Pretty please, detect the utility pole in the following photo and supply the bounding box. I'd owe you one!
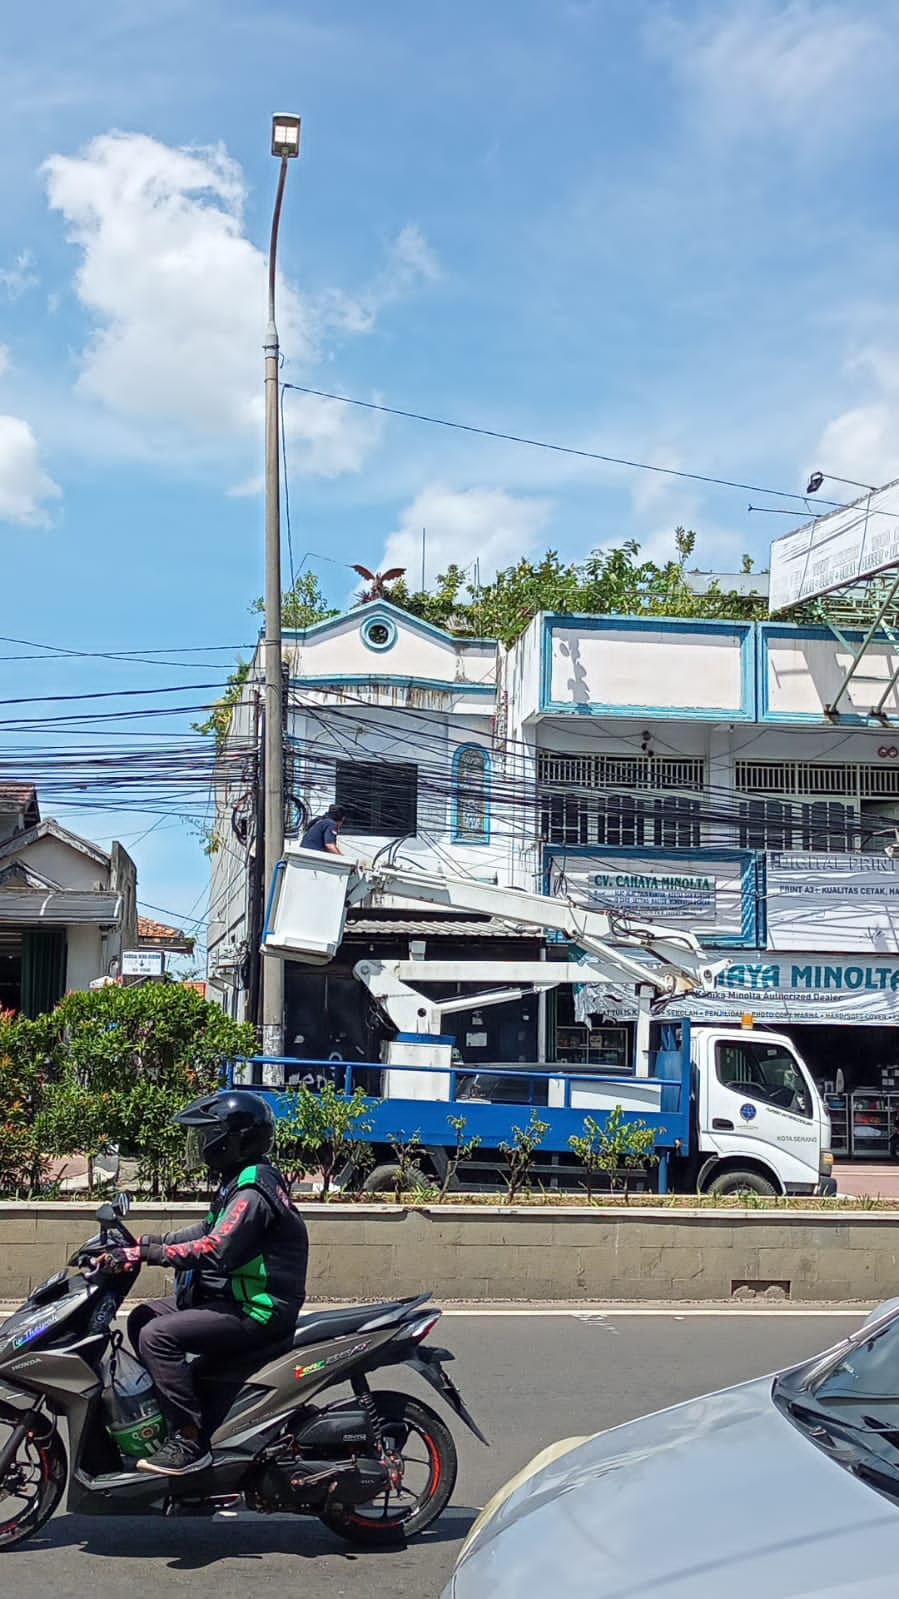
[261,113,301,1062]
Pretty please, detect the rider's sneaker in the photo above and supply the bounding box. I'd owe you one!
[136,1432,212,1476]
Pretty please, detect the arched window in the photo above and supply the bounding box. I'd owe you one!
[453,744,490,843]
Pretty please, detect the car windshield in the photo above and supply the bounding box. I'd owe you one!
[810,1314,899,1416]
[772,1310,899,1497]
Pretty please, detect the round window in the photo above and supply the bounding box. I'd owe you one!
[361,616,397,651]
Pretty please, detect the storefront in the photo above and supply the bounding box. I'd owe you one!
[576,952,899,1161]
[284,914,543,1090]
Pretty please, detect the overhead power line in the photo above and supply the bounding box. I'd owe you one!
[283,384,844,508]
[0,680,227,710]
[0,634,256,668]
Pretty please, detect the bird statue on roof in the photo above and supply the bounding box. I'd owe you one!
[352,563,406,601]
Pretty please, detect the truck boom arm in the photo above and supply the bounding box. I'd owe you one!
[263,846,724,997]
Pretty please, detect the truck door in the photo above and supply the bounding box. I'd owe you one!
[705,1034,821,1186]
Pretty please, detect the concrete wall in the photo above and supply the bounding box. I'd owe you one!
[64,924,104,990]
[2,1203,897,1305]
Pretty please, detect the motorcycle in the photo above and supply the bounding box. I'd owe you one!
[0,1192,486,1550]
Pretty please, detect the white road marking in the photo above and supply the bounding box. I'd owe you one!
[439,1305,867,1318]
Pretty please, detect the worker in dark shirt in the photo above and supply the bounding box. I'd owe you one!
[301,803,345,854]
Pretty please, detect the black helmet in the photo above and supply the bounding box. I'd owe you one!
[174,1090,275,1178]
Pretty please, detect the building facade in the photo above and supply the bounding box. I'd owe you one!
[207,603,542,1062]
[208,605,899,1152]
[0,784,138,1015]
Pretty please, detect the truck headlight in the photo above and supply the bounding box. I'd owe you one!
[819,1150,834,1175]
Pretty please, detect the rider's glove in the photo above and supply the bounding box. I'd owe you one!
[95,1245,141,1274]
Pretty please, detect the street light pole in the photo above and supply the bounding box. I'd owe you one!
[261,113,301,1062]
[806,469,876,497]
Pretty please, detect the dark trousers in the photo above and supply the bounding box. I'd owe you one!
[128,1297,285,1438]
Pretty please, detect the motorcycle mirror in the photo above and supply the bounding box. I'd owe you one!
[95,1202,117,1226]
[113,1191,132,1218]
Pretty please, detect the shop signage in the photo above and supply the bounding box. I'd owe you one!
[589,869,715,917]
[576,951,899,1025]
[121,950,165,977]
[766,853,899,952]
[769,479,899,610]
[547,849,756,945]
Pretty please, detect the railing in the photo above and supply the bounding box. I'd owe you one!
[231,1055,689,1193]
[233,1054,687,1116]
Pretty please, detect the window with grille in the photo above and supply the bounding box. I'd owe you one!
[737,799,855,852]
[539,753,704,792]
[453,745,490,843]
[335,761,418,836]
[539,753,703,849]
[733,760,869,851]
[735,760,899,799]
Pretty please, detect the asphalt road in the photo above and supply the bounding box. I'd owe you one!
[5,1308,865,1599]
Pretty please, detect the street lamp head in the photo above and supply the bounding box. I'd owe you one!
[806,470,825,495]
[271,113,301,159]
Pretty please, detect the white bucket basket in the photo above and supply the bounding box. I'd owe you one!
[261,845,355,964]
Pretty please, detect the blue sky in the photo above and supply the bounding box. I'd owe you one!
[3,0,899,944]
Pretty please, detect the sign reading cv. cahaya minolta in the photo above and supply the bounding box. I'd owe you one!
[547,849,756,944]
[576,953,899,1025]
[766,853,899,952]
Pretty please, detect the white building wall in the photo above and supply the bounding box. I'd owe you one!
[290,701,507,882]
[545,623,749,715]
[26,836,108,890]
[764,632,899,720]
[65,924,104,990]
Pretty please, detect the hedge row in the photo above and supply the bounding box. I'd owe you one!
[0,985,255,1198]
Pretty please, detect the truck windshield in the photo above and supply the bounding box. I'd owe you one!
[715,1039,812,1118]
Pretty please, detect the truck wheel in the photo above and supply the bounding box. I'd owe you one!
[361,1162,428,1195]
[706,1169,777,1198]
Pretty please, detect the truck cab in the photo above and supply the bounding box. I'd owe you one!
[690,1027,833,1197]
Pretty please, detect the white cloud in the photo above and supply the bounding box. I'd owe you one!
[316,222,440,336]
[389,223,441,286]
[814,342,899,486]
[646,2,894,147]
[815,403,893,486]
[0,416,60,525]
[0,251,38,301]
[43,132,436,480]
[380,483,552,588]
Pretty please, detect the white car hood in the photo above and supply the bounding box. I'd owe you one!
[447,1377,899,1599]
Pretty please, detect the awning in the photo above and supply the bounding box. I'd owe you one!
[345,917,537,938]
[0,890,122,925]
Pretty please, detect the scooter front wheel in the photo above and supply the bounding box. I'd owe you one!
[319,1390,457,1547]
[0,1402,67,1550]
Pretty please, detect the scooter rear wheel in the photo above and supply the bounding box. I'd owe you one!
[319,1390,457,1547]
[0,1402,67,1551]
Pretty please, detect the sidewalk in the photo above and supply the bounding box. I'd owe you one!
[833,1162,899,1199]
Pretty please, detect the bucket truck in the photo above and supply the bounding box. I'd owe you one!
[256,847,835,1198]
